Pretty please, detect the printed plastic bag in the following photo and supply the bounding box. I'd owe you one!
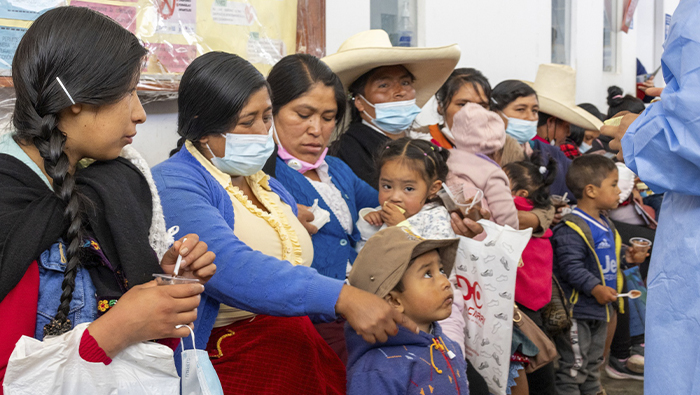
[452,220,531,395]
[624,266,647,337]
[4,323,180,395]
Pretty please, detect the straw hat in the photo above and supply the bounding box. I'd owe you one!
[524,64,604,131]
[321,30,461,108]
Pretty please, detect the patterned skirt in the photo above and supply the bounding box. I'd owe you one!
[206,314,346,394]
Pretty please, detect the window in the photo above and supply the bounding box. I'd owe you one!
[603,0,618,72]
[370,0,418,47]
[551,0,571,65]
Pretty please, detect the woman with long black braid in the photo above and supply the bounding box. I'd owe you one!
[0,7,215,387]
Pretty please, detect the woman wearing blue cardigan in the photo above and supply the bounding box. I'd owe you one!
[152,52,417,395]
[265,54,379,363]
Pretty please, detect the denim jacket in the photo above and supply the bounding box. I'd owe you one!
[35,241,98,340]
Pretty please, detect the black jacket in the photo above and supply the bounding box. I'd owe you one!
[329,122,390,189]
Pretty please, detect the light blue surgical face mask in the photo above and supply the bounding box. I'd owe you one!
[579,142,592,153]
[206,127,274,176]
[179,325,224,395]
[359,95,421,134]
[502,114,538,144]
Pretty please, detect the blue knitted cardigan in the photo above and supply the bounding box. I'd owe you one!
[273,156,379,280]
[151,147,345,363]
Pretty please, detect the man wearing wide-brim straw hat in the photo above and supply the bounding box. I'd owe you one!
[523,64,604,147]
[322,29,460,188]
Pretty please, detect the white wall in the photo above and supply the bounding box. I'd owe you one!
[132,99,179,167]
[422,0,552,86]
[326,0,371,54]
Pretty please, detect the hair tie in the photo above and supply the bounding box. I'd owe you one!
[539,166,547,175]
[430,146,435,151]
[385,146,390,150]
[423,153,428,156]
[612,94,623,99]
[491,97,499,105]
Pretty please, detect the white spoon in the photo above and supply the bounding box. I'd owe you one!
[618,290,642,299]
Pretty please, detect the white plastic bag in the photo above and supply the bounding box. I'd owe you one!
[4,323,180,395]
[452,220,531,395]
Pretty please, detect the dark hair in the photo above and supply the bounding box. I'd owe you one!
[377,137,449,187]
[348,65,415,123]
[503,155,557,209]
[606,86,645,118]
[172,52,269,155]
[491,80,538,112]
[436,68,492,112]
[11,7,147,336]
[569,103,604,146]
[565,155,617,200]
[267,54,346,124]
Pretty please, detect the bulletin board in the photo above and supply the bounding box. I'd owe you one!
[0,0,299,97]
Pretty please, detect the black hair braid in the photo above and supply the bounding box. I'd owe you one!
[35,114,86,337]
[170,135,187,157]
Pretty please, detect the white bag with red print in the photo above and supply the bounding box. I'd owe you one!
[452,220,531,395]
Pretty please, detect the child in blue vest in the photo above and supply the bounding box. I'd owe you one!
[346,227,468,394]
[551,155,624,395]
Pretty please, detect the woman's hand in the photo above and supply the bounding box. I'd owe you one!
[363,211,384,227]
[161,233,216,284]
[87,280,204,357]
[450,207,489,238]
[335,285,419,343]
[297,204,318,235]
[602,87,662,161]
[380,203,406,227]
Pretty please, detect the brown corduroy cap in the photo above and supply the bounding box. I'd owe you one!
[348,227,460,298]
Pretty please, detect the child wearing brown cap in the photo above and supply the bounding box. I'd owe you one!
[346,227,468,394]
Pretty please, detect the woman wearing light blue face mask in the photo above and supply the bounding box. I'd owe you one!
[322,30,461,188]
[152,52,422,395]
[492,80,576,206]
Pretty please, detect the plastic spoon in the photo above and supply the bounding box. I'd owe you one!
[618,290,642,299]
[173,237,187,276]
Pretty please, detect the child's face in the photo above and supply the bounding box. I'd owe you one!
[590,169,621,210]
[387,250,454,332]
[378,159,441,219]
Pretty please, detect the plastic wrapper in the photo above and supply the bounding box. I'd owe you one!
[0,0,330,123]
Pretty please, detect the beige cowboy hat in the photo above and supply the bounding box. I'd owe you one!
[321,30,461,108]
[523,64,603,131]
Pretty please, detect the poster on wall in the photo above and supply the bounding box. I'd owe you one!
[0,0,298,93]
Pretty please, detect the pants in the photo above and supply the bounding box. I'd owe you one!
[517,304,557,395]
[554,318,607,395]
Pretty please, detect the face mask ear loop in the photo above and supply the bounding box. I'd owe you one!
[176,324,198,364]
[205,141,218,159]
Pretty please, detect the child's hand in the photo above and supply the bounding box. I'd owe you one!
[625,245,650,265]
[591,284,618,305]
[363,211,384,227]
[380,202,407,226]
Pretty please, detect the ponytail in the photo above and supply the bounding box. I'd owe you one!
[503,154,557,210]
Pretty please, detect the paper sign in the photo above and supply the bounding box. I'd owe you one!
[0,0,63,20]
[0,25,26,69]
[155,0,196,35]
[70,1,137,33]
[212,1,255,26]
[246,36,285,65]
[145,43,196,73]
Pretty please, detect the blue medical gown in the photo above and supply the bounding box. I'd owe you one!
[622,1,700,393]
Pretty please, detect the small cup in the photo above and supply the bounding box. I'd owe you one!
[153,273,201,285]
[550,194,570,209]
[438,183,484,221]
[629,237,652,262]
